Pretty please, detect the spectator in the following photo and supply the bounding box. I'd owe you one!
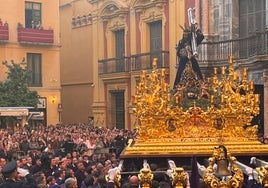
[80,173,100,188]
[36,21,42,29]
[74,162,86,188]
[0,157,6,183]
[29,136,40,151]
[55,169,65,185]
[32,171,47,186]
[94,137,104,154]
[47,175,59,188]
[85,137,96,155]
[2,138,11,160]
[0,19,2,26]
[60,135,76,157]
[129,175,139,188]
[64,168,76,181]
[16,158,30,180]
[38,137,47,152]
[31,20,35,29]
[245,167,262,188]
[67,157,78,173]
[64,177,77,188]
[30,156,42,174]
[20,135,30,155]
[0,160,37,188]
[25,156,33,171]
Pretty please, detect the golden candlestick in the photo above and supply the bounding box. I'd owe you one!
[214,67,217,75]
[170,167,188,188]
[138,164,153,188]
[221,67,226,75]
[229,55,233,64]
[242,67,248,80]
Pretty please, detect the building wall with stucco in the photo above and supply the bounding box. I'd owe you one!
[59,0,189,128]
[0,0,61,125]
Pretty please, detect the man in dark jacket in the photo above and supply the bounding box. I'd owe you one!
[0,160,37,188]
[60,135,76,157]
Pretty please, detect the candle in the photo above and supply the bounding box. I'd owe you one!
[133,96,137,104]
[234,72,238,81]
[229,55,233,64]
[213,77,217,84]
[222,67,226,75]
[255,94,259,104]
[163,83,167,92]
[153,58,157,69]
[161,69,165,77]
[175,96,179,104]
[214,67,217,75]
[243,68,248,80]
[221,95,224,103]
[250,82,254,91]
[210,95,215,104]
[141,71,146,79]
[167,94,171,102]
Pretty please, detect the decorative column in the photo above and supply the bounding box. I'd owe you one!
[195,0,209,35]
[263,70,268,137]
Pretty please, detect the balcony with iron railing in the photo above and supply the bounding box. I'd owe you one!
[98,51,170,75]
[0,25,9,41]
[98,57,131,75]
[17,27,54,44]
[98,31,268,75]
[198,31,268,63]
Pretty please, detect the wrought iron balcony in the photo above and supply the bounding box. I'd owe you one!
[98,32,268,75]
[0,26,9,41]
[17,28,54,44]
[98,51,170,75]
[131,51,170,71]
[98,57,131,75]
[198,31,268,63]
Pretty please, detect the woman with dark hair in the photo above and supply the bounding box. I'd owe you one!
[29,136,40,151]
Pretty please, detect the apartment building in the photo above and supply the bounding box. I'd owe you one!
[0,0,61,125]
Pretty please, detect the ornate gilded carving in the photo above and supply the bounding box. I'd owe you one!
[138,160,154,188]
[256,165,268,187]
[123,56,268,156]
[132,57,259,142]
[203,145,244,188]
[170,167,188,188]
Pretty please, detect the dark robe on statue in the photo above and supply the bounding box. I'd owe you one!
[173,28,204,88]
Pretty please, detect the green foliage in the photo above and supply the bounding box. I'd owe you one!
[0,60,39,108]
[170,86,210,111]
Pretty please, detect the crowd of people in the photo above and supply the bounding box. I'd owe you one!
[0,123,140,188]
[0,122,267,187]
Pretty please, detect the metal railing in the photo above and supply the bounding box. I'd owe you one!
[98,56,131,75]
[98,51,169,74]
[130,50,170,71]
[198,31,268,63]
[98,32,268,75]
